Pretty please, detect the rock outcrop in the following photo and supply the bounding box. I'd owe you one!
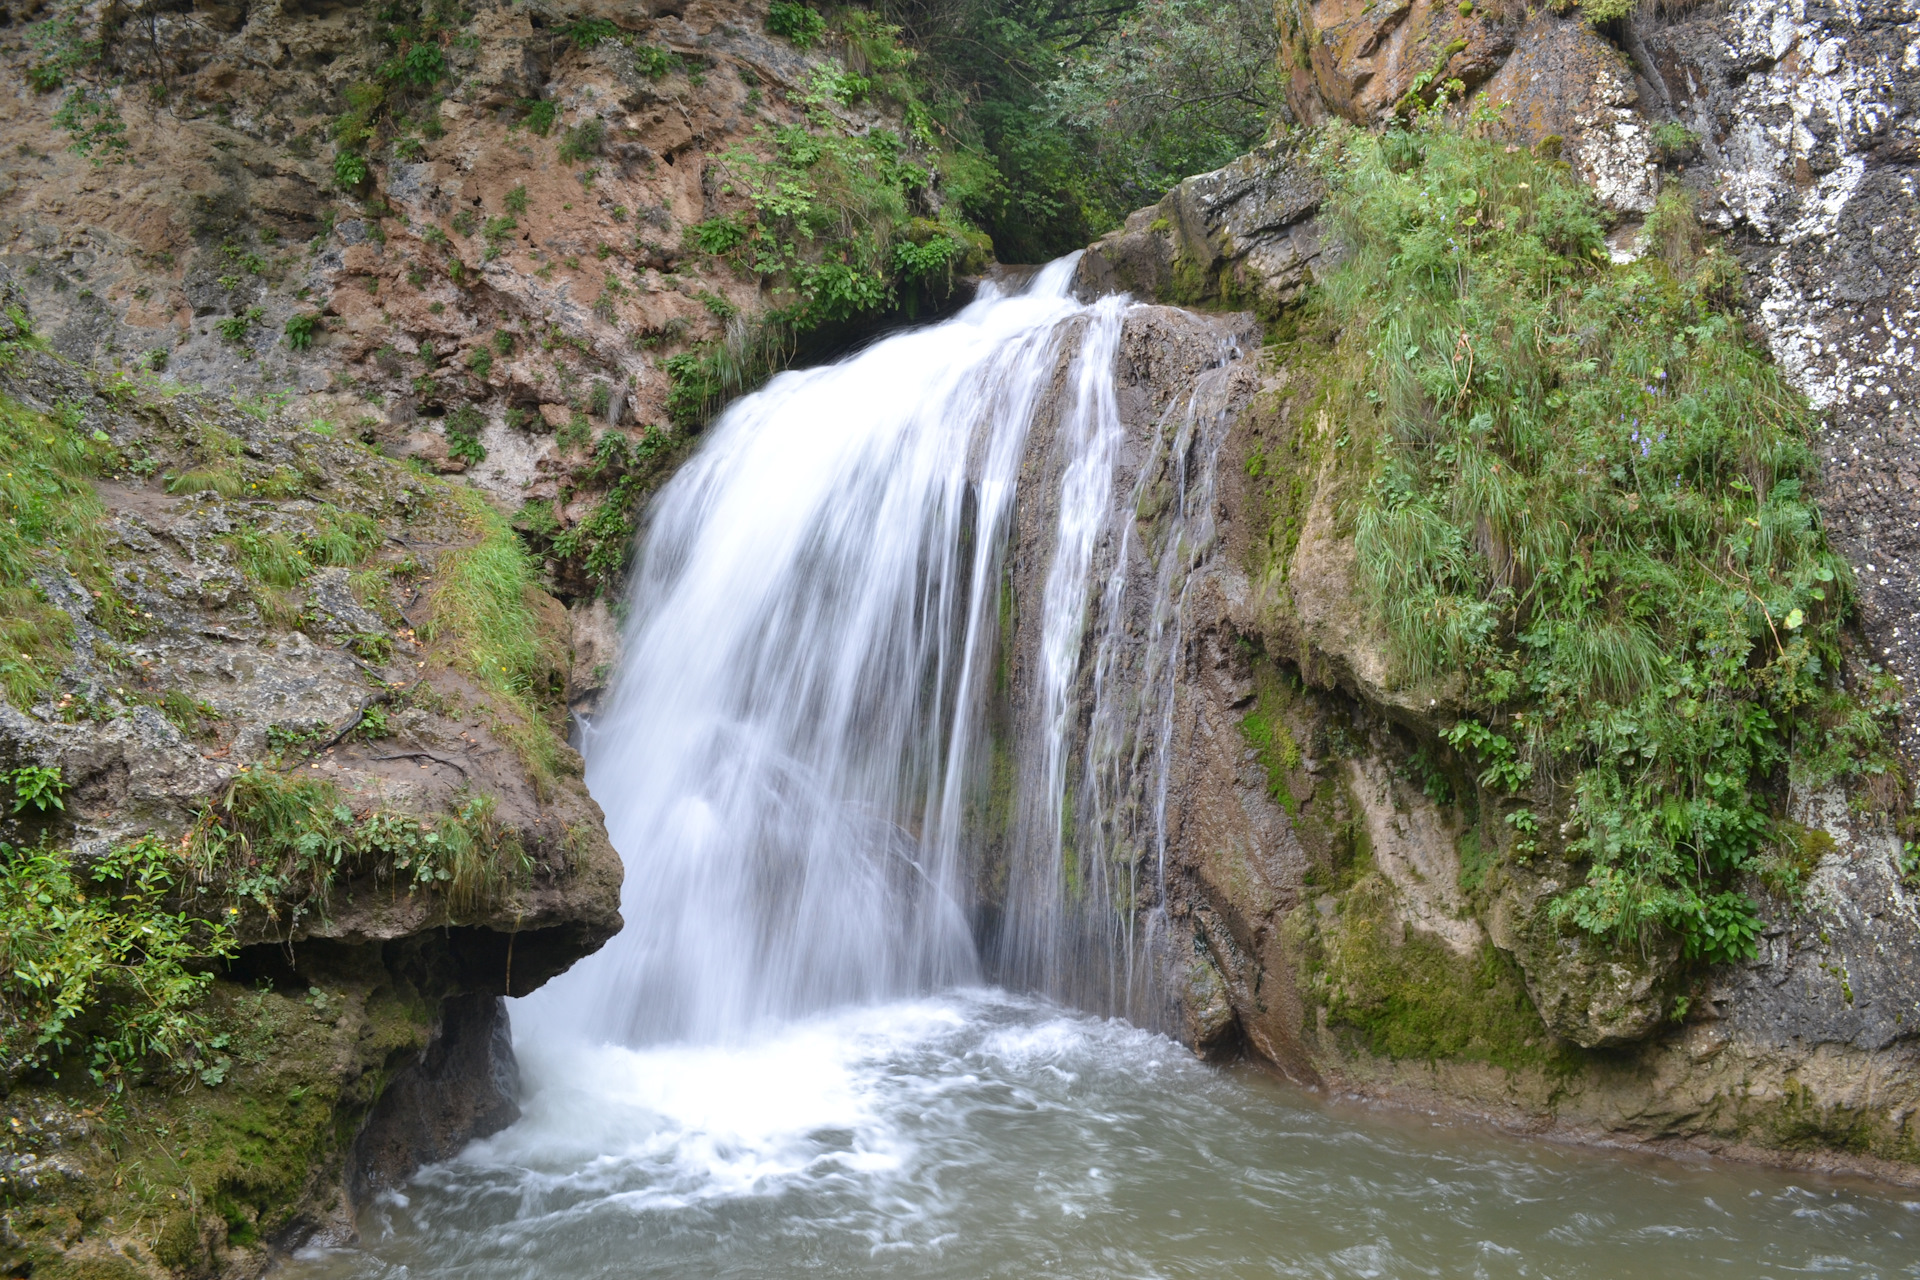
[1066,0,1920,1181]
[0,294,622,1273]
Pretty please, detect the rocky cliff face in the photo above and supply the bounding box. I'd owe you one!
[0,1,956,1269]
[0,281,624,1273]
[1068,0,1920,1181]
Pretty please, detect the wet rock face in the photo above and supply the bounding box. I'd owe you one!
[347,993,521,1208]
[1074,139,1327,317]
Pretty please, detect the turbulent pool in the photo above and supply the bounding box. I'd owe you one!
[294,990,1920,1279]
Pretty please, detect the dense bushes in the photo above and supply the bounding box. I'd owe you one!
[1320,115,1899,962]
[873,0,1283,259]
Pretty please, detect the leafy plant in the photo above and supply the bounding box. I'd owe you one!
[7,765,68,815]
[557,118,606,165]
[334,149,370,189]
[2,835,235,1084]
[767,1,827,48]
[52,86,127,165]
[216,308,265,343]
[446,403,487,464]
[284,312,320,351]
[515,98,557,137]
[504,183,530,215]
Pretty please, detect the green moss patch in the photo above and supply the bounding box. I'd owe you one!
[1305,875,1574,1074]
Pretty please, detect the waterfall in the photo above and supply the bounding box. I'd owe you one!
[520,259,1238,1047]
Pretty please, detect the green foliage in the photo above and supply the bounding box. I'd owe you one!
[562,17,622,47]
[0,397,128,707]
[689,215,747,255]
[379,40,445,88]
[504,183,530,215]
[873,0,1281,260]
[767,1,827,48]
[1039,0,1281,221]
[446,403,487,464]
[7,764,68,814]
[557,410,593,452]
[216,308,265,344]
[189,770,529,920]
[25,7,99,92]
[630,43,680,79]
[284,313,320,351]
[2,835,235,1085]
[1651,120,1701,161]
[426,492,563,781]
[545,430,684,590]
[557,118,606,165]
[1579,0,1639,22]
[1322,120,1893,963]
[52,86,128,165]
[333,149,370,189]
[514,98,557,137]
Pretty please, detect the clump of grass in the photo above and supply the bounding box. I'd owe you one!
[425,492,565,787]
[166,465,247,497]
[189,770,528,922]
[1319,114,1895,964]
[306,508,382,566]
[0,397,127,704]
[229,529,310,587]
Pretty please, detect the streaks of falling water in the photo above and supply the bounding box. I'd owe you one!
[993,339,1243,1024]
[517,256,1160,1047]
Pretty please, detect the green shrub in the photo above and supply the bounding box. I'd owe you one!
[504,183,530,215]
[380,41,445,88]
[52,86,127,164]
[689,215,747,255]
[446,403,487,463]
[557,118,606,164]
[767,1,827,48]
[2,835,235,1084]
[333,149,369,189]
[562,17,621,47]
[514,98,557,136]
[215,308,264,343]
[284,312,320,351]
[1319,119,1891,962]
[1652,120,1701,161]
[6,764,68,814]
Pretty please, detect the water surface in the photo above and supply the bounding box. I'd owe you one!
[295,991,1920,1279]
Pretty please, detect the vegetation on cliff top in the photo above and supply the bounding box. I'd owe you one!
[1320,112,1899,962]
[873,0,1285,259]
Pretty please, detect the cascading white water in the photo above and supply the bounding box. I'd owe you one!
[520,258,1143,1046]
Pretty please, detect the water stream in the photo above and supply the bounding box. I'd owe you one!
[293,266,1920,1278]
